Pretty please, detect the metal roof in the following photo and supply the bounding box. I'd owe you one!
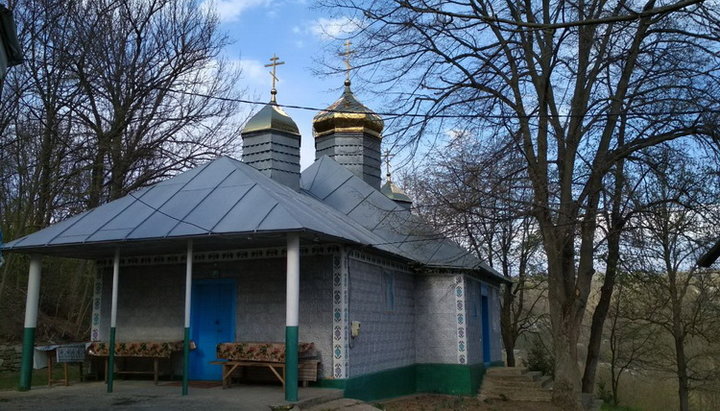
[3,155,504,280]
[2,157,400,258]
[302,156,503,279]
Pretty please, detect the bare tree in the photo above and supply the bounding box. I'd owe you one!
[0,0,246,342]
[319,1,720,406]
[604,271,658,406]
[621,145,720,411]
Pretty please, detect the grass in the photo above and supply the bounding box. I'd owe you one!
[0,365,85,391]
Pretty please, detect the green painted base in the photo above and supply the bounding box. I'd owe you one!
[314,378,347,389]
[107,327,116,393]
[18,327,36,391]
[182,327,190,396]
[285,326,299,402]
[340,362,496,402]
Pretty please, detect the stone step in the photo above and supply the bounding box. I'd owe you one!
[484,371,543,382]
[480,367,554,403]
[484,374,553,388]
[484,367,529,376]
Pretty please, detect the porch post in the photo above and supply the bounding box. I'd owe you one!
[285,233,300,401]
[182,240,193,395]
[107,249,120,393]
[18,256,42,391]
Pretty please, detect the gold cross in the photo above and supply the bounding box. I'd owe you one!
[384,149,394,182]
[265,54,285,102]
[340,40,353,82]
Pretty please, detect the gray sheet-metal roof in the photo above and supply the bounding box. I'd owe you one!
[3,155,503,280]
[2,157,400,256]
[301,156,503,279]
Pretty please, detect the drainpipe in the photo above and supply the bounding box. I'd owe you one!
[107,249,120,393]
[182,240,193,395]
[285,233,300,401]
[18,255,42,391]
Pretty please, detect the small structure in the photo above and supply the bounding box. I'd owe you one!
[2,54,508,402]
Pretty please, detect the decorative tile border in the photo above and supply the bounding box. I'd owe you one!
[454,275,467,365]
[90,271,103,341]
[332,248,350,379]
[96,244,339,267]
[347,249,412,273]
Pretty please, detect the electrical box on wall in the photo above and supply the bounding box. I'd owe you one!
[351,321,361,338]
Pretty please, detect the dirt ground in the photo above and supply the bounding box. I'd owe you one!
[377,394,561,411]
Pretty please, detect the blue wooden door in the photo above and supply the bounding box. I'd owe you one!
[481,295,491,363]
[190,279,235,380]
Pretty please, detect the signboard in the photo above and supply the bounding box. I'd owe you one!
[56,344,86,363]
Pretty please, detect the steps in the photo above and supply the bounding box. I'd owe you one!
[480,367,553,402]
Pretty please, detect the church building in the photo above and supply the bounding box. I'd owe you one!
[2,55,507,402]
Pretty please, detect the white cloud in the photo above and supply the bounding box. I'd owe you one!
[309,17,359,40]
[237,59,268,88]
[202,0,271,22]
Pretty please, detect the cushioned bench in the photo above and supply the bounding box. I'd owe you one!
[212,342,319,389]
[88,341,185,384]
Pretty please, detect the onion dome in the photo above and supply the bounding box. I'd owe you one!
[313,80,384,138]
[242,100,299,136]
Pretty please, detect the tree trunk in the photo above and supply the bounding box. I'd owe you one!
[675,334,690,411]
[547,250,583,410]
[501,283,517,366]
[582,229,620,393]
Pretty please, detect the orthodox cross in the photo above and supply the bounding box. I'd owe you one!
[384,149,394,182]
[340,40,353,83]
[265,53,285,102]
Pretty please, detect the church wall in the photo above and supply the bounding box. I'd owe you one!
[414,275,461,364]
[489,284,503,362]
[347,255,415,377]
[464,276,484,365]
[97,254,333,378]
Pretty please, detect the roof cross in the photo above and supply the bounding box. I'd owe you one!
[265,53,285,102]
[340,40,353,84]
[384,149,394,183]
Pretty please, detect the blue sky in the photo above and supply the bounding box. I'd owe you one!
[207,0,362,170]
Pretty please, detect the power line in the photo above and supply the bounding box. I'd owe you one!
[166,87,720,120]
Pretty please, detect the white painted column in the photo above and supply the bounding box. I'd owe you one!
[24,257,42,328]
[111,250,120,328]
[286,233,300,327]
[19,256,42,390]
[285,232,300,401]
[182,240,193,395]
[107,249,120,392]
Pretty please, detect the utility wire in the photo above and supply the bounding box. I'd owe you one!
[166,87,720,120]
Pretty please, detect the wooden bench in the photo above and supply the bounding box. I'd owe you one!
[212,342,320,389]
[211,359,320,389]
[88,341,185,385]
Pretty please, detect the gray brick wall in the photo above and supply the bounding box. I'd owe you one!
[347,257,415,376]
[464,276,483,365]
[414,275,459,364]
[98,255,333,378]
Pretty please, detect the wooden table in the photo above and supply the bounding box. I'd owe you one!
[35,343,87,386]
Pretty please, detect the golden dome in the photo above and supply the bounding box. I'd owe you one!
[242,101,300,135]
[313,81,384,138]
